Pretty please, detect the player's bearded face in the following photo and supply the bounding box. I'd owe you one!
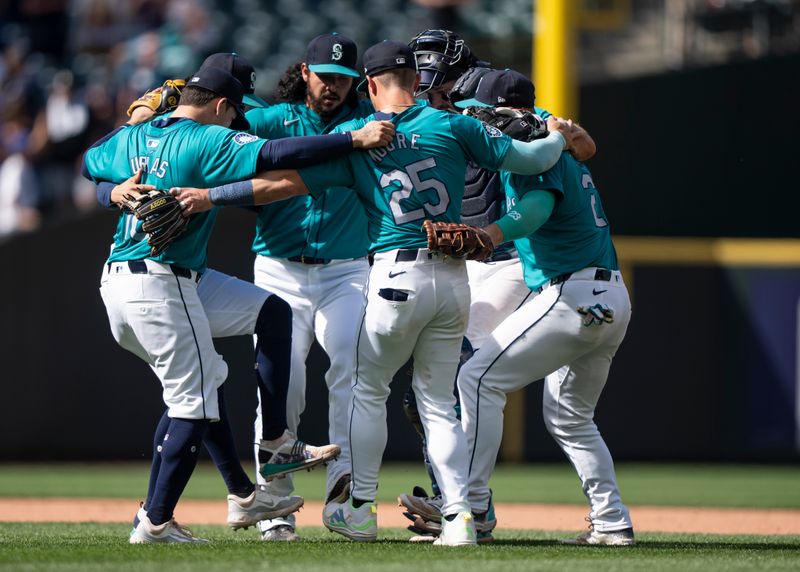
[305,71,353,118]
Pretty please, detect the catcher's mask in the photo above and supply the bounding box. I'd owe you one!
[409,29,479,96]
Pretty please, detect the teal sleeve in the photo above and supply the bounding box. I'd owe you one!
[500,132,566,175]
[83,136,120,183]
[246,106,283,138]
[534,106,551,119]
[197,126,264,183]
[448,113,512,171]
[495,190,556,242]
[298,156,354,199]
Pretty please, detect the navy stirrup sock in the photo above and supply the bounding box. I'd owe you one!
[144,411,172,511]
[254,296,292,441]
[204,387,255,498]
[146,418,209,526]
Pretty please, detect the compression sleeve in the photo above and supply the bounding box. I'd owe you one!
[96,181,115,209]
[257,132,354,171]
[500,132,566,175]
[494,189,556,242]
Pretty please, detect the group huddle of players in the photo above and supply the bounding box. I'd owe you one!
[82,28,635,547]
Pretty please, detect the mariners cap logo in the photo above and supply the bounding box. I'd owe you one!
[332,43,343,61]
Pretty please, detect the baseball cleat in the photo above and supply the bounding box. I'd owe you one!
[398,486,443,522]
[560,526,635,546]
[473,499,498,534]
[261,524,300,541]
[129,507,208,544]
[258,430,340,481]
[323,498,378,542]
[325,473,352,505]
[226,488,304,530]
[433,511,477,546]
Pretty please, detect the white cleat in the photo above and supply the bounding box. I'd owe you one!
[433,511,477,547]
[322,498,378,542]
[129,507,208,544]
[227,488,304,530]
[259,430,340,481]
[560,527,635,546]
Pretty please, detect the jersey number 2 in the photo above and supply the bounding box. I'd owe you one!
[381,158,449,225]
[581,173,608,228]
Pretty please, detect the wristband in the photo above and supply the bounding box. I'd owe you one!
[208,180,254,206]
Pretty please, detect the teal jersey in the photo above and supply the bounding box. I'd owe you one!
[84,118,263,272]
[299,105,513,252]
[503,153,618,291]
[245,100,374,260]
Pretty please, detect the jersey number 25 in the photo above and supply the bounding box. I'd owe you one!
[381,158,449,225]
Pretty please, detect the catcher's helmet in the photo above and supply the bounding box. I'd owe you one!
[409,29,482,96]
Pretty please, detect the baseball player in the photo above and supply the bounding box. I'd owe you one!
[453,71,635,546]
[83,65,394,543]
[175,40,575,546]
[97,52,373,499]
[243,33,375,542]
[400,33,598,543]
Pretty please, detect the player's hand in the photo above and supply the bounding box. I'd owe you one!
[482,223,503,248]
[351,120,395,149]
[170,187,212,216]
[546,116,575,151]
[567,121,597,162]
[111,169,157,207]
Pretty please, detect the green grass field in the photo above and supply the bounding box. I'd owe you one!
[1,463,799,571]
[2,462,799,507]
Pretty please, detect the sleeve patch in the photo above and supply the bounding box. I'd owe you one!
[234,133,259,145]
[483,123,503,138]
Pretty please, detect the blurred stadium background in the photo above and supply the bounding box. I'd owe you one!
[1,0,799,465]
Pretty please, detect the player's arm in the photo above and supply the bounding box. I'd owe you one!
[500,117,573,175]
[536,107,595,162]
[258,119,393,170]
[172,169,309,215]
[483,189,556,246]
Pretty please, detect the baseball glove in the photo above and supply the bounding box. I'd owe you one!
[447,66,494,106]
[126,79,186,117]
[463,106,548,142]
[121,190,188,256]
[422,220,494,261]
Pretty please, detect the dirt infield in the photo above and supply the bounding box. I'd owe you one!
[1,499,799,535]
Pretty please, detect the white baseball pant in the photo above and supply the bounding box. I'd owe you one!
[465,254,533,349]
[100,262,270,421]
[459,267,633,531]
[350,249,472,517]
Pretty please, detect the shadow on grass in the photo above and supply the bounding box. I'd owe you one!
[485,539,800,551]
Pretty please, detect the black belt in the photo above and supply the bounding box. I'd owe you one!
[535,268,612,293]
[484,250,518,263]
[109,260,201,282]
[287,255,329,265]
[395,249,433,262]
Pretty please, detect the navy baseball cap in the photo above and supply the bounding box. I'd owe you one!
[199,52,268,108]
[357,40,418,92]
[454,69,535,109]
[305,33,359,78]
[187,67,250,131]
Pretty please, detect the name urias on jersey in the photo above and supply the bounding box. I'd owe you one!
[368,131,420,163]
[130,155,169,178]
